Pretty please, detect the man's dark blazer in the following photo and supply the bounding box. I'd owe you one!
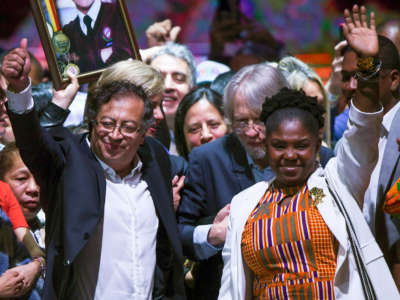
[63,2,132,73]
[8,108,185,300]
[177,133,334,299]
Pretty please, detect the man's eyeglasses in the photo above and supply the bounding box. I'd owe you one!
[94,119,141,136]
[233,119,265,134]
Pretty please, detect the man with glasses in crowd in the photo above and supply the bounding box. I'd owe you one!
[2,39,185,299]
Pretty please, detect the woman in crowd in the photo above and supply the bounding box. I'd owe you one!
[0,143,45,251]
[218,6,398,299]
[278,56,332,147]
[174,87,228,160]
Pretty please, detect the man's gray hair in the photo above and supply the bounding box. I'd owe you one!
[149,42,197,88]
[223,63,289,125]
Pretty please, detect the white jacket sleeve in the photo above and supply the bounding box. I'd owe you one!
[218,212,234,300]
[335,100,383,206]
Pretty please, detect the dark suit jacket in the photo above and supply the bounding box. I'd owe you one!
[8,108,185,300]
[177,133,334,299]
[63,2,132,73]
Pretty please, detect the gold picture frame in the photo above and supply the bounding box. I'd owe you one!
[30,0,141,89]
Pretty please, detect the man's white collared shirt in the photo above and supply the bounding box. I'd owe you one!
[93,158,159,299]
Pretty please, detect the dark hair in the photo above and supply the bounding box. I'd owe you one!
[378,35,400,71]
[210,70,236,97]
[0,142,20,181]
[260,88,325,138]
[0,85,5,101]
[174,87,224,160]
[85,80,153,134]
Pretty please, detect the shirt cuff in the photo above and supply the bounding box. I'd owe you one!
[349,99,383,126]
[193,224,222,260]
[6,80,34,114]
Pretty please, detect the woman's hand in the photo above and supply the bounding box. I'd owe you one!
[7,260,41,296]
[342,5,378,58]
[0,269,24,298]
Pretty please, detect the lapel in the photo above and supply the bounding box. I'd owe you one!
[307,169,348,251]
[79,133,106,213]
[139,141,181,258]
[228,134,255,191]
[378,108,400,197]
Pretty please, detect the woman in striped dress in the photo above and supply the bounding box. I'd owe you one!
[218,5,399,300]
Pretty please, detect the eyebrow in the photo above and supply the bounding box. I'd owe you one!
[99,117,139,124]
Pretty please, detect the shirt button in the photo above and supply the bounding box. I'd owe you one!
[64,259,71,266]
[83,232,90,240]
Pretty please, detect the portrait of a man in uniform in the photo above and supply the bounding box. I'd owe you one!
[61,0,133,73]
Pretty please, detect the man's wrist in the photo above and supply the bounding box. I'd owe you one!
[8,78,30,94]
[33,256,46,278]
[207,224,223,246]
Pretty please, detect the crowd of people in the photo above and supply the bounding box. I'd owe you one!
[0,2,400,300]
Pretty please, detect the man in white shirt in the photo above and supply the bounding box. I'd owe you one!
[2,38,185,299]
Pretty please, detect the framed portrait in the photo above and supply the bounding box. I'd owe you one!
[30,0,141,89]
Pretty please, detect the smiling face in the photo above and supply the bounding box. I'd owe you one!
[90,94,145,177]
[266,118,320,187]
[183,97,227,152]
[4,154,40,221]
[150,54,191,128]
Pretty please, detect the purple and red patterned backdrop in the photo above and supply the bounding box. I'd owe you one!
[0,0,399,69]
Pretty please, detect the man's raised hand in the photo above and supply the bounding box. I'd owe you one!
[342,5,378,58]
[1,38,31,93]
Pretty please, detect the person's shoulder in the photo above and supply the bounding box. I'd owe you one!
[230,181,269,215]
[144,136,168,153]
[169,154,188,176]
[233,181,268,200]
[141,136,171,165]
[63,15,79,32]
[99,1,118,15]
[189,134,232,157]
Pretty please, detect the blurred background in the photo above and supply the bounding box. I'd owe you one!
[1,0,399,82]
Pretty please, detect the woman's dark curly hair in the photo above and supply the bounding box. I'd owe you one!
[260,88,325,137]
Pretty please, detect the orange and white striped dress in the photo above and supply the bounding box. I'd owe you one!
[241,184,338,299]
